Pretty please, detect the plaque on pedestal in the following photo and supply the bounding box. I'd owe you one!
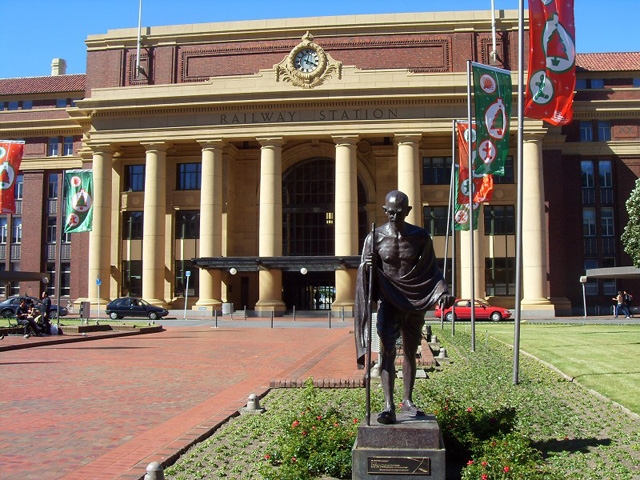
[352,413,445,479]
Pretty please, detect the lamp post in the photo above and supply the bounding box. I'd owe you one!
[183,270,191,320]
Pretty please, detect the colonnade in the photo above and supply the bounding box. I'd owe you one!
[86,132,553,313]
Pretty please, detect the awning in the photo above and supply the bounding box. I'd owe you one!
[584,266,640,280]
[192,256,361,272]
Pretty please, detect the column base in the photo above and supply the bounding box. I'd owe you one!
[331,301,354,316]
[521,298,556,318]
[192,300,222,315]
[143,298,171,309]
[255,301,286,317]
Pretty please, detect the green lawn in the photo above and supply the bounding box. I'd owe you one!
[467,323,640,415]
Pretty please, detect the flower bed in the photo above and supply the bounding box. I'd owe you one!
[164,328,640,479]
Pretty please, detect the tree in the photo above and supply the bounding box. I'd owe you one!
[621,178,640,267]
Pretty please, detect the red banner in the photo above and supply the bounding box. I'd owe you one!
[525,0,576,125]
[456,122,493,205]
[0,141,24,214]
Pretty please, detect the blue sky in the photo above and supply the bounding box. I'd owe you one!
[1,0,636,78]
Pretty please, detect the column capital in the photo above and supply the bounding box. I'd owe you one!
[198,138,225,150]
[87,144,116,156]
[331,135,359,147]
[394,133,423,145]
[141,141,170,152]
[523,132,546,143]
[257,137,284,148]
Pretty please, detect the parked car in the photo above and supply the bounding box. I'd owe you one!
[434,298,511,322]
[105,297,169,320]
[0,295,69,319]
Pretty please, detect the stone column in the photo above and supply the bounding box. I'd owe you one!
[255,138,285,315]
[195,140,223,309]
[333,135,359,312]
[458,208,486,299]
[88,145,114,304]
[522,134,553,311]
[395,134,423,227]
[141,142,168,306]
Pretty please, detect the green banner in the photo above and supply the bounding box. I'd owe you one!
[453,166,480,231]
[472,62,512,176]
[64,169,94,233]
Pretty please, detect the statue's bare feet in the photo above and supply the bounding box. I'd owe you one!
[377,410,397,425]
[400,400,426,417]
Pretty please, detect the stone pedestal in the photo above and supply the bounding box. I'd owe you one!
[352,414,445,479]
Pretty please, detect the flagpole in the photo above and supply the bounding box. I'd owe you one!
[450,120,457,336]
[490,0,498,64]
[442,121,456,331]
[136,0,143,76]
[466,60,476,352]
[55,170,65,326]
[513,0,525,385]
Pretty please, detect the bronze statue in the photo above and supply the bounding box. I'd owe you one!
[355,190,454,424]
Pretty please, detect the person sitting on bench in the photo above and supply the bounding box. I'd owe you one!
[16,298,41,337]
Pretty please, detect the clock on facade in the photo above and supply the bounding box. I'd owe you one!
[294,48,320,73]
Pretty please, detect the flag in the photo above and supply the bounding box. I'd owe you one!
[0,141,24,214]
[64,169,94,233]
[472,62,512,176]
[454,165,482,231]
[525,0,576,125]
[456,121,494,206]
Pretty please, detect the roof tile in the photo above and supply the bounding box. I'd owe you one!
[0,74,85,96]
[576,52,640,72]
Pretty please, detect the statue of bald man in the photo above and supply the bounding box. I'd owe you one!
[355,190,454,424]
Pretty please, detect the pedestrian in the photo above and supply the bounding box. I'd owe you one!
[623,290,634,318]
[612,291,630,318]
[41,291,52,334]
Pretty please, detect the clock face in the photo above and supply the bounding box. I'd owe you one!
[294,48,320,73]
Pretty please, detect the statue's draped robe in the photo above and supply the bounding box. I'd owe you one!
[354,224,448,368]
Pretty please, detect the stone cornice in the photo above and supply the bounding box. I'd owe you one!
[85,10,520,51]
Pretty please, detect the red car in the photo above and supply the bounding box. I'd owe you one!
[434,298,511,322]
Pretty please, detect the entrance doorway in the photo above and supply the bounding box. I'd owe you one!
[282,271,335,310]
[281,157,367,310]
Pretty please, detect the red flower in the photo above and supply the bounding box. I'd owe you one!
[317,415,322,420]
[291,420,300,428]
[467,460,474,466]
[353,419,359,424]
[466,407,473,412]
[264,454,271,459]
[481,462,488,467]
[503,466,510,473]
[302,431,307,435]
[334,422,339,427]
[292,457,297,462]
[482,475,488,480]
[311,426,316,429]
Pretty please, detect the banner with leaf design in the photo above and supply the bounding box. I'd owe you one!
[472,62,512,177]
[0,141,24,214]
[525,0,576,125]
[64,169,94,233]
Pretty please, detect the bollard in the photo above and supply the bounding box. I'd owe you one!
[293,305,296,321]
[240,393,266,414]
[144,462,165,480]
[270,311,274,329]
[214,309,218,328]
[328,310,332,329]
[244,305,247,320]
[341,306,345,322]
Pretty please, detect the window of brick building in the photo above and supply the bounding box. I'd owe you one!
[597,121,611,141]
[124,165,145,192]
[423,206,448,236]
[579,121,593,142]
[176,163,201,190]
[422,157,452,185]
[63,137,74,156]
[48,137,60,156]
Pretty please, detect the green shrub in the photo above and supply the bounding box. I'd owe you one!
[461,432,549,479]
[260,379,359,479]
